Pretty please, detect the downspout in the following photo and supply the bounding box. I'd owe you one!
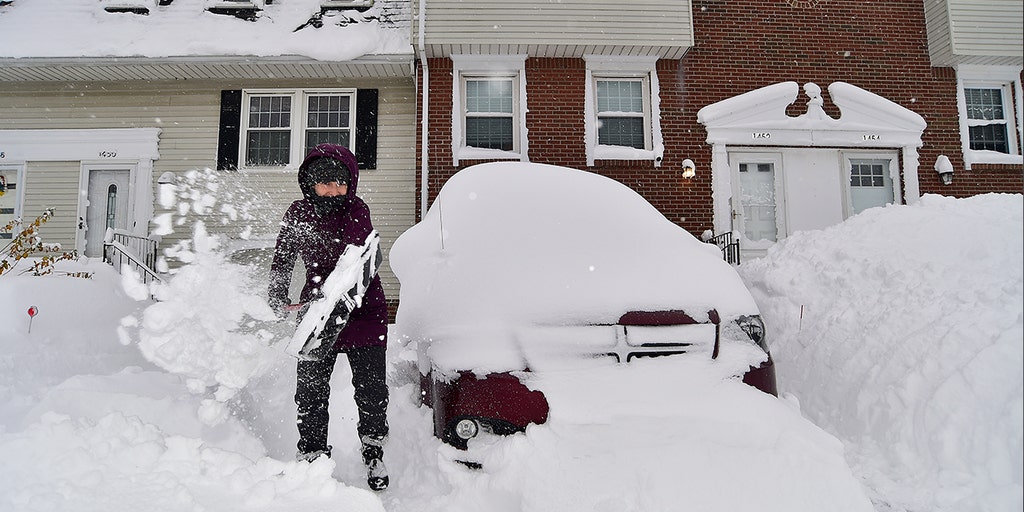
[418,0,430,220]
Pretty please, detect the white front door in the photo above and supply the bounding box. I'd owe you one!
[847,157,897,215]
[731,153,785,254]
[84,169,131,258]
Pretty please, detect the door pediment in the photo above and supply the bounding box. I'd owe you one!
[697,81,926,147]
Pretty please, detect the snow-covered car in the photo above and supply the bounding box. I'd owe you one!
[390,162,777,449]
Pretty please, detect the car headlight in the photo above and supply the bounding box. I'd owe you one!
[454,418,480,440]
[735,315,769,353]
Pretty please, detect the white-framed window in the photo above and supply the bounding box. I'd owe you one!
[955,65,1024,169]
[596,78,649,149]
[451,54,528,165]
[241,88,356,168]
[584,55,664,167]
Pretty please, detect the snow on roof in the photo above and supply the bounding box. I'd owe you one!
[698,81,926,134]
[0,0,412,61]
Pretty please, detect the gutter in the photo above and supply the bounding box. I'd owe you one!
[418,0,430,220]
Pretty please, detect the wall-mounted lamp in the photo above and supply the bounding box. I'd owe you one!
[934,155,954,185]
[157,172,177,185]
[157,172,178,209]
[681,159,696,180]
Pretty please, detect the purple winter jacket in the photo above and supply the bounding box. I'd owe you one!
[268,144,388,351]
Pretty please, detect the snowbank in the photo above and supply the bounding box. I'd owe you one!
[739,193,1024,512]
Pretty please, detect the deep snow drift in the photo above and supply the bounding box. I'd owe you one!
[0,185,1020,512]
[739,192,1023,512]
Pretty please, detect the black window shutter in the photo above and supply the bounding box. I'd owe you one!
[217,90,242,170]
[355,89,379,170]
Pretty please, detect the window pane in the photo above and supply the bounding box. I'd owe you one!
[597,117,644,149]
[105,184,118,230]
[850,162,886,188]
[249,96,291,128]
[965,88,1005,121]
[738,162,777,242]
[466,79,513,113]
[246,130,290,166]
[969,124,1009,152]
[596,79,646,149]
[597,80,643,113]
[466,117,513,150]
[307,95,351,128]
[305,130,351,155]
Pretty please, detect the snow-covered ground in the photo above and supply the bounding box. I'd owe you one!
[0,177,1020,511]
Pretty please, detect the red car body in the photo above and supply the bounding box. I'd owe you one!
[421,309,777,449]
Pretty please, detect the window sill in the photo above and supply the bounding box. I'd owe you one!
[965,149,1023,170]
[454,147,523,165]
[588,145,663,167]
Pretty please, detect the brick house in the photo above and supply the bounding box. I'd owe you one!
[413,0,1022,259]
[0,0,1020,284]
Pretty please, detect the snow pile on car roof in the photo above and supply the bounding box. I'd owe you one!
[391,162,760,373]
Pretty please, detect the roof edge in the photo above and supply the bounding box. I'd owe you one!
[0,53,416,81]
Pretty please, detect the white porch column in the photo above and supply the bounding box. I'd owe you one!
[710,143,732,234]
[902,145,921,204]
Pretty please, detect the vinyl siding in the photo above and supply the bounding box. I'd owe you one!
[925,0,1024,66]
[0,80,416,298]
[413,0,694,58]
[20,161,81,250]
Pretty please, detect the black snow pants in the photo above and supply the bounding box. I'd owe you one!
[295,345,389,455]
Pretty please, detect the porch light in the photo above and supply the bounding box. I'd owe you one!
[934,155,954,185]
[681,159,696,179]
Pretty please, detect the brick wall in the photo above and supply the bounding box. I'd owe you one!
[415,0,1023,235]
[417,57,714,233]
[684,0,1023,200]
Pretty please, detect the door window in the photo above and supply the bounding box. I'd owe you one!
[848,158,894,215]
[105,184,119,230]
[738,162,778,243]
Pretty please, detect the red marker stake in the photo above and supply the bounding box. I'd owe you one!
[27,305,38,333]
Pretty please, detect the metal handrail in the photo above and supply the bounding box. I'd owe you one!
[704,231,741,266]
[102,228,163,285]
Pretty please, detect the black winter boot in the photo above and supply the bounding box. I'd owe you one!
[360,435,389,491]
[296,445,332,463]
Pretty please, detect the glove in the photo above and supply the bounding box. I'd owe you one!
[268,296,290,320]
